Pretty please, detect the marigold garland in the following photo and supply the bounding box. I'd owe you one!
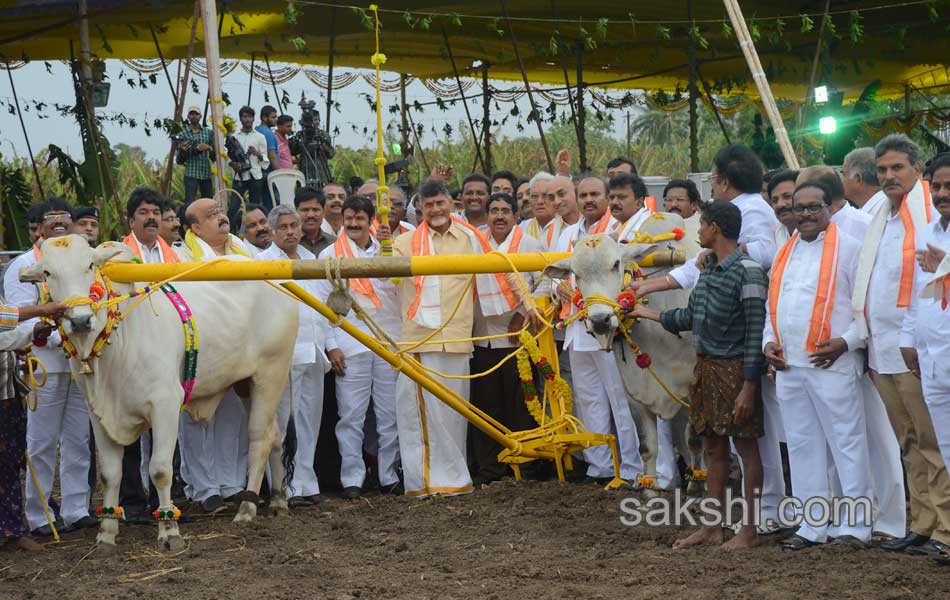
[517,331,573,425]
[685,468,707,482]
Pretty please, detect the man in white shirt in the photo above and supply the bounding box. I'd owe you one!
[259,205,329,506]
[901,155,950,559]
[843,146,886,214]
[320,181,347,238]
[241,203,272,257]
[462,173,491,231]
[176,198,252,512]
[553,175,642,483]
[231,105,269,225]
[764,181,872,548]
[3,198,97,536]
[662,179,702,238]
[316,196,401,499]
[797,165,871,242]
[470,192,544,484]
[609,172,652,242]
[766,169,799,247]
[519,172,562,250]
[854,134,950,556]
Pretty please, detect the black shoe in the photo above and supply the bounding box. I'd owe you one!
[880,531,929,553]
[341,486,362,500]
[201,494,225,513]
[907,539,950,557]
[30,524,55,538]
[380,482,404,496]
[829,535,868,549]
[779,534,819,551]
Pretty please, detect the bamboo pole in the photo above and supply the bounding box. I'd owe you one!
[722,0,799,168]
[199,0,228,197]
[441,26,487,174]
[687,0,699,173]
[101,250,686,283]
[325,6,337,132]
[161,0,200,196]
[575,41,588,172]
[4,61,45,199]
[499,0,554,172]
[549,0,581,160]
[246,52,255,106]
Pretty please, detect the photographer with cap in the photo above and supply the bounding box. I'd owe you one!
[177,105,215,206]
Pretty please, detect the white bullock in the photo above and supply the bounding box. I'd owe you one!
[544,214,701,493]
[21,235,298,550]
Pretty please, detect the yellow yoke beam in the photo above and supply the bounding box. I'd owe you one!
[100,251,687,283]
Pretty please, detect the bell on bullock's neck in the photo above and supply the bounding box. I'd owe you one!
[79,360,93,374]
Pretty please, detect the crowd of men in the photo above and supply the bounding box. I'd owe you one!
[1,132,950,565]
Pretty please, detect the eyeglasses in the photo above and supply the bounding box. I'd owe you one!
[43,212,72,222]
[162,216,180,223]
[791,204,826,215]
[488,207,514,216]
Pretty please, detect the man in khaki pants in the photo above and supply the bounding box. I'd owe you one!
[852,134,950,556]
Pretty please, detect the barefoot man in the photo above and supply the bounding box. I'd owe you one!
[633,201,767,550]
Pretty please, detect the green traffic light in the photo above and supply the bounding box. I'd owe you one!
[819,116,837,135]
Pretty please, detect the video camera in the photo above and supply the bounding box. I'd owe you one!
[225,135,251,174]
[289,95,334,187]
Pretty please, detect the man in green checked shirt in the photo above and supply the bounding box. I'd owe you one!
[634,201,767,552]
[177,105,215,205]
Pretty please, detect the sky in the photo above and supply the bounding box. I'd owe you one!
[0,60,632,164]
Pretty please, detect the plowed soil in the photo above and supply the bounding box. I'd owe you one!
[1,479,944,599]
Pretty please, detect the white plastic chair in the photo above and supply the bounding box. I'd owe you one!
[267,169,305,207]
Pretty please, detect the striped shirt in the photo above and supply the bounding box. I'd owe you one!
[660,247,768,380]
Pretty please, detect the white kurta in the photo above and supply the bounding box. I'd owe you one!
[258,242,330,496]
[316,237,402,489]
[831,202,872,242]
[764,229,872,542]
[902,219,950,473]
[4,246,92,529]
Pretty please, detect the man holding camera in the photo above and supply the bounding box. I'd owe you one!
[177,105,214,206]
[291,100,334,188]
[232,105,270,213]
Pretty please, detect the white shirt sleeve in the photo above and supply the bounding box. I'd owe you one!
[0,320,35,352]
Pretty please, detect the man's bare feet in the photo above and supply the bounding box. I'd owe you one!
[15,536,44,552]
[673,526,723,550]
[721,525,758,551]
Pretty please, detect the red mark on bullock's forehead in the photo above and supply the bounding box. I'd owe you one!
[584,237,603,248]
[50,237,72,248]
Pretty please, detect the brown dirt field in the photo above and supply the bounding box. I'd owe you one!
[1,479,946,600]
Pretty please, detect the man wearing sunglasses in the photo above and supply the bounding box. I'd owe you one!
[3,198,98,536]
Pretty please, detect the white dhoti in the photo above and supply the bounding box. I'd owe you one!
[178,390,249,502]
[655,417,678,490]
[921,354,950,480]
[276,357,325,497]
[336,351,400,489]
[396,352,473,497]
[568,349,643,480]
[25,373,91,529]
[735,375,787,525]
[777,367,873,543]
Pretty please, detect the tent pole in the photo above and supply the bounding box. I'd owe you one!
[247,52,255,106]
[723,0,799,168]
[148,23,178,101]
[441,26,487,174]
[697,66,732,145]
[499,0,553,173]
[550,0,581,161]
[482,62,492,175]
[5,61,45,199]
[797,0,830,156]
[77,0,93,108]
[400,74,410,159]
[161,0,199,197]
[687,0,699,173]
[264,54,282,111]
[575,41,587,172]
[325,5,337,132]
[199,0,228,198]
[406,107,431,173]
